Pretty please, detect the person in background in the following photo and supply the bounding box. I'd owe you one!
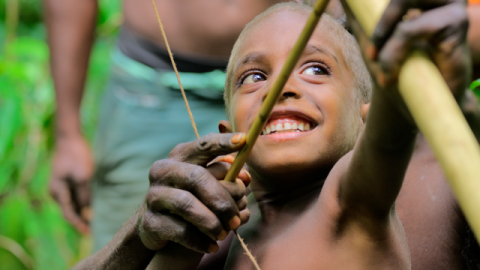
[43,0,310,252]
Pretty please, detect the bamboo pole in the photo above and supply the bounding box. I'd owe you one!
[224,0,330,182]
[345,0,480,242]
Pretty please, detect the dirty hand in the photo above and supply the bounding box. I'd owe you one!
[370,0,471,97]
[139,133,251,254]
[50,135,93,234]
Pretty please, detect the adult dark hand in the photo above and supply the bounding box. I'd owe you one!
[139,133,251,254]
[370,0,470,97]
[50,134,93,234]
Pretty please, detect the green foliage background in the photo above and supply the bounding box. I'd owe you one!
[0,0,120,269]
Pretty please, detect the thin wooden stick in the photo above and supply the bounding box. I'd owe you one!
[151,0,200,139]
[345,0,480,243]
[224,0,330,182]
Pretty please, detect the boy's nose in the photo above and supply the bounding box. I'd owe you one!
[261,76,302,102]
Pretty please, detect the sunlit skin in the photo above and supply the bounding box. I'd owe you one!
[225,11,363,192]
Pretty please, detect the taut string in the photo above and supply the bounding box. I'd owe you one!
[150,0,199,139]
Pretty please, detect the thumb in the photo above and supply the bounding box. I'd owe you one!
[169,133,246,166]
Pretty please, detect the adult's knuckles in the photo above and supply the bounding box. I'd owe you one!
[148,159,176,185]
[168,142,189,159]
[185,165,212,190]
[210,199,238,219]
[171,224,204,249]
[171,191,196,214]
[202,218,223,235]
[140,210,161,235]
[196,133,222,153]
[196,133,234,155]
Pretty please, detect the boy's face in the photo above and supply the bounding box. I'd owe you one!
[223,11,366,180]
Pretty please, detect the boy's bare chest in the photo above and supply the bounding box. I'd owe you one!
[225,201,407,270]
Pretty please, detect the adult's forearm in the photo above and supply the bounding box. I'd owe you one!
[73,209,156,270]
[43,0,97,138]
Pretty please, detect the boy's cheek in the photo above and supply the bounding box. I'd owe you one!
[232,97,260,133]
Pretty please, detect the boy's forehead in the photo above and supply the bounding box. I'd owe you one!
[232,10,344,72]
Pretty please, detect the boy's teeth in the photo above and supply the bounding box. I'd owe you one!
[276,123,283,131]
[262,121,313,135]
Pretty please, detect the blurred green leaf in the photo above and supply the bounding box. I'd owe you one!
[0,1,116,269]
[471,79,480,101]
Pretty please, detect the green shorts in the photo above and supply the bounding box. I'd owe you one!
[91,49,227,251]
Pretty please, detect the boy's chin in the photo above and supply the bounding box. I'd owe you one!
[248,153,333,180]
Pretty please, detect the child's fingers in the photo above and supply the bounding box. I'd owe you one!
[206,162,231,180]
[208,155,252,186]
[239,208,250,225]
[235,196,248,211]
[219,179,246,202]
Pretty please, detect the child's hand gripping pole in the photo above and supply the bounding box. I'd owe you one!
[224,0,331,183]
[345,0,480,242]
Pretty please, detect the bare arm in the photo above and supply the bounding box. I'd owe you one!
[339,1,469,221]
[44,0,97,141]
[339,78,417,219]
[73,207,156,270]
[43,0,97,233]
[73,133,250,270]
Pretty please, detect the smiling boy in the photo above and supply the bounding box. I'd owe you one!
[214,3,412,269]
[73,2,473,270]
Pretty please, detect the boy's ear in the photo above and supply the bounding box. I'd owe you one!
[219,120,233,133]
[360,103,370,123]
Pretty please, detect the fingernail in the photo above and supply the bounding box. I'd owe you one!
[217,230,228,241]
[231,134,246,144]
[243,170,251,181]
[208,243,219,253]
[366,44,377,60]
[240,169,251,184]
[228,216,241,230]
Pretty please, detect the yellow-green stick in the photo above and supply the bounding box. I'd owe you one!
[345,0,480,242]
[224,0,330,182]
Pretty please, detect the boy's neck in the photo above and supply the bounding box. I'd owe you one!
[250,177,325,224]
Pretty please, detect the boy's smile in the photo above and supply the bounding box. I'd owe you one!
[222,10,367,186]
[260,108,317,139]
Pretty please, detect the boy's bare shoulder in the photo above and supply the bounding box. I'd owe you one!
[317,149,398,236]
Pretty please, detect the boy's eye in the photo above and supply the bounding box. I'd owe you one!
[302,66,327,76]
[241,73,266,85]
